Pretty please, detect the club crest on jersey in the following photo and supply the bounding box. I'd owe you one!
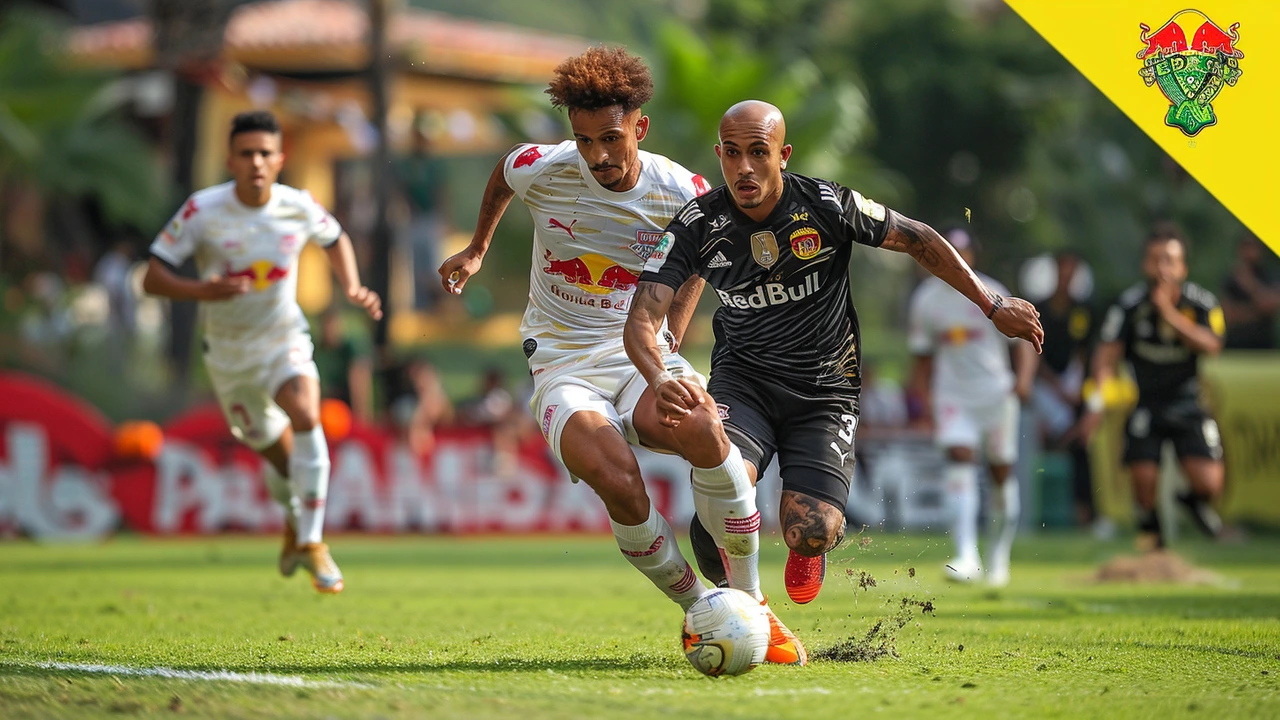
[789,227,821,260]
[750,231,779,268]
[709,215,731,232]
[631,230,665,261]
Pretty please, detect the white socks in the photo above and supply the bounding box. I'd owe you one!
[690,444,762,601]
[947,461,980,566]
[290,427,331,546]
[262,462,299,525]
[990,478,1020,572]
[611,502,708,610]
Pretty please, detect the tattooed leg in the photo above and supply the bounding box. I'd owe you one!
[779,491,847,558]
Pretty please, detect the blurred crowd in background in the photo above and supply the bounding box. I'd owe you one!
[1,0,1275,533]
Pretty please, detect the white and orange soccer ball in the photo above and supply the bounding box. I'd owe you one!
[681,588,771,677]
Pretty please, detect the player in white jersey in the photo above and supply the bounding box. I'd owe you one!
[143,111,382,593]
[908,228,1037,586]
[439,48,805,664]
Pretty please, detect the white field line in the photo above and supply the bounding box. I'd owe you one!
[14,661,373,689]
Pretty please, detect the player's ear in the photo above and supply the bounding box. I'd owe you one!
[635,114,649,142]
[780,144,793,165]
[714,144,722,159]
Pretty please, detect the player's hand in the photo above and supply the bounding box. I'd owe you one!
[1151,277,1179,313]
[654,377,705,428]
[992,296,1044,353]
[200,275,251,301]
[439,248,482,295]
[346,285,383,321]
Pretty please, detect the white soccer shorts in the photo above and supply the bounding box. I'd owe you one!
[934,393,1020,466]
[531,349,705,467]
[204,330,319,450]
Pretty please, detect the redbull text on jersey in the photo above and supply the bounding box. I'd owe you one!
[714,271,820,310]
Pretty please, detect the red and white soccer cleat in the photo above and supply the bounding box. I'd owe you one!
[760,598,807,666]
[784,550,826,605]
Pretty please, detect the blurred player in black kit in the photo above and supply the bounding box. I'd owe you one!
[624,100,1043,604]
[1083,224,1226,549]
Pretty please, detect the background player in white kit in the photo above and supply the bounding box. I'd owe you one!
[439,48,805,664]
[908,228,1037,586]
[143,111,382,593]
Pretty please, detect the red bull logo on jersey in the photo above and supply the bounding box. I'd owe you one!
[1137,10,1243,136]
[542,250,640,308]
[714,271,820,310]
[225,260,289,291]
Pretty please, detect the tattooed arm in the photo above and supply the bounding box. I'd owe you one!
[665,276,706,352]
[625,281,705,425]
[438,147,519,294]
[881,213,1045,352]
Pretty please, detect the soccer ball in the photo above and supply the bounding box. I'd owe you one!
[681,588,771,677]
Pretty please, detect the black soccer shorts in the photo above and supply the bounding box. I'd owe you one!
[708,371,858,512]
[1123,400,1223,464]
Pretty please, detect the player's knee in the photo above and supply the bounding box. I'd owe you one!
[946,446,976,463]
[672,402,730,465]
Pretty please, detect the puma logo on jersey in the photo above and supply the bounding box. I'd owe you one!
[707,251,733,269]
[547,218,578,240]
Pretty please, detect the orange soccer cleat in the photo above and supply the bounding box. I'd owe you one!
[760,598,807,666]
[278,523,299,578]
[295,542,344,594]
[784,550,826,605]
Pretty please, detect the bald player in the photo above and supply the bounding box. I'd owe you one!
[625,101,1043,603]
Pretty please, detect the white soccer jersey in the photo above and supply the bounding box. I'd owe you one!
[149,182,341,364]
[908,273,1016,405]
[504,141,710,374]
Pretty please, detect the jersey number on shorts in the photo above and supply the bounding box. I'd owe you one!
[829,413,858,467]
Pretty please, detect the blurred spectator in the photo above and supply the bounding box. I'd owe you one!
[313,307,374,423]
[93,238,137,337]
[388,358,453,455]
[1031,252,1096,525]
[1220,233,1280,350]
[458,367,516,428]
[860,360,908,431]
[393,115,450,310]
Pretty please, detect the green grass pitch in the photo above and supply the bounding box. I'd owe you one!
[1,532,1278,718]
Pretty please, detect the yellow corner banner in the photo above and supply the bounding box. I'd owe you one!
[1005,1,1279,252]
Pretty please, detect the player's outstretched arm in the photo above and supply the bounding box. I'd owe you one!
[665,276,706,352]
[439,151,517,295]
[141,256,249,302]
[626,281,705,426]
[880,213,1044,352]
[324,232,382,321]
[1077,339,1124,440]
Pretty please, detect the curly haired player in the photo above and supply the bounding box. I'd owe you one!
[439,49,806,664]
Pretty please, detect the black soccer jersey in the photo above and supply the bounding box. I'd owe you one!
[1098,281,1225,405]
[640,172,891,392]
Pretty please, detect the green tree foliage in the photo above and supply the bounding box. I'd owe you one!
[0,8,164,262]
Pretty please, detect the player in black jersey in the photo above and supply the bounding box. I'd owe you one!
[624,100,1043,604]
[1082,225,1226,549]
